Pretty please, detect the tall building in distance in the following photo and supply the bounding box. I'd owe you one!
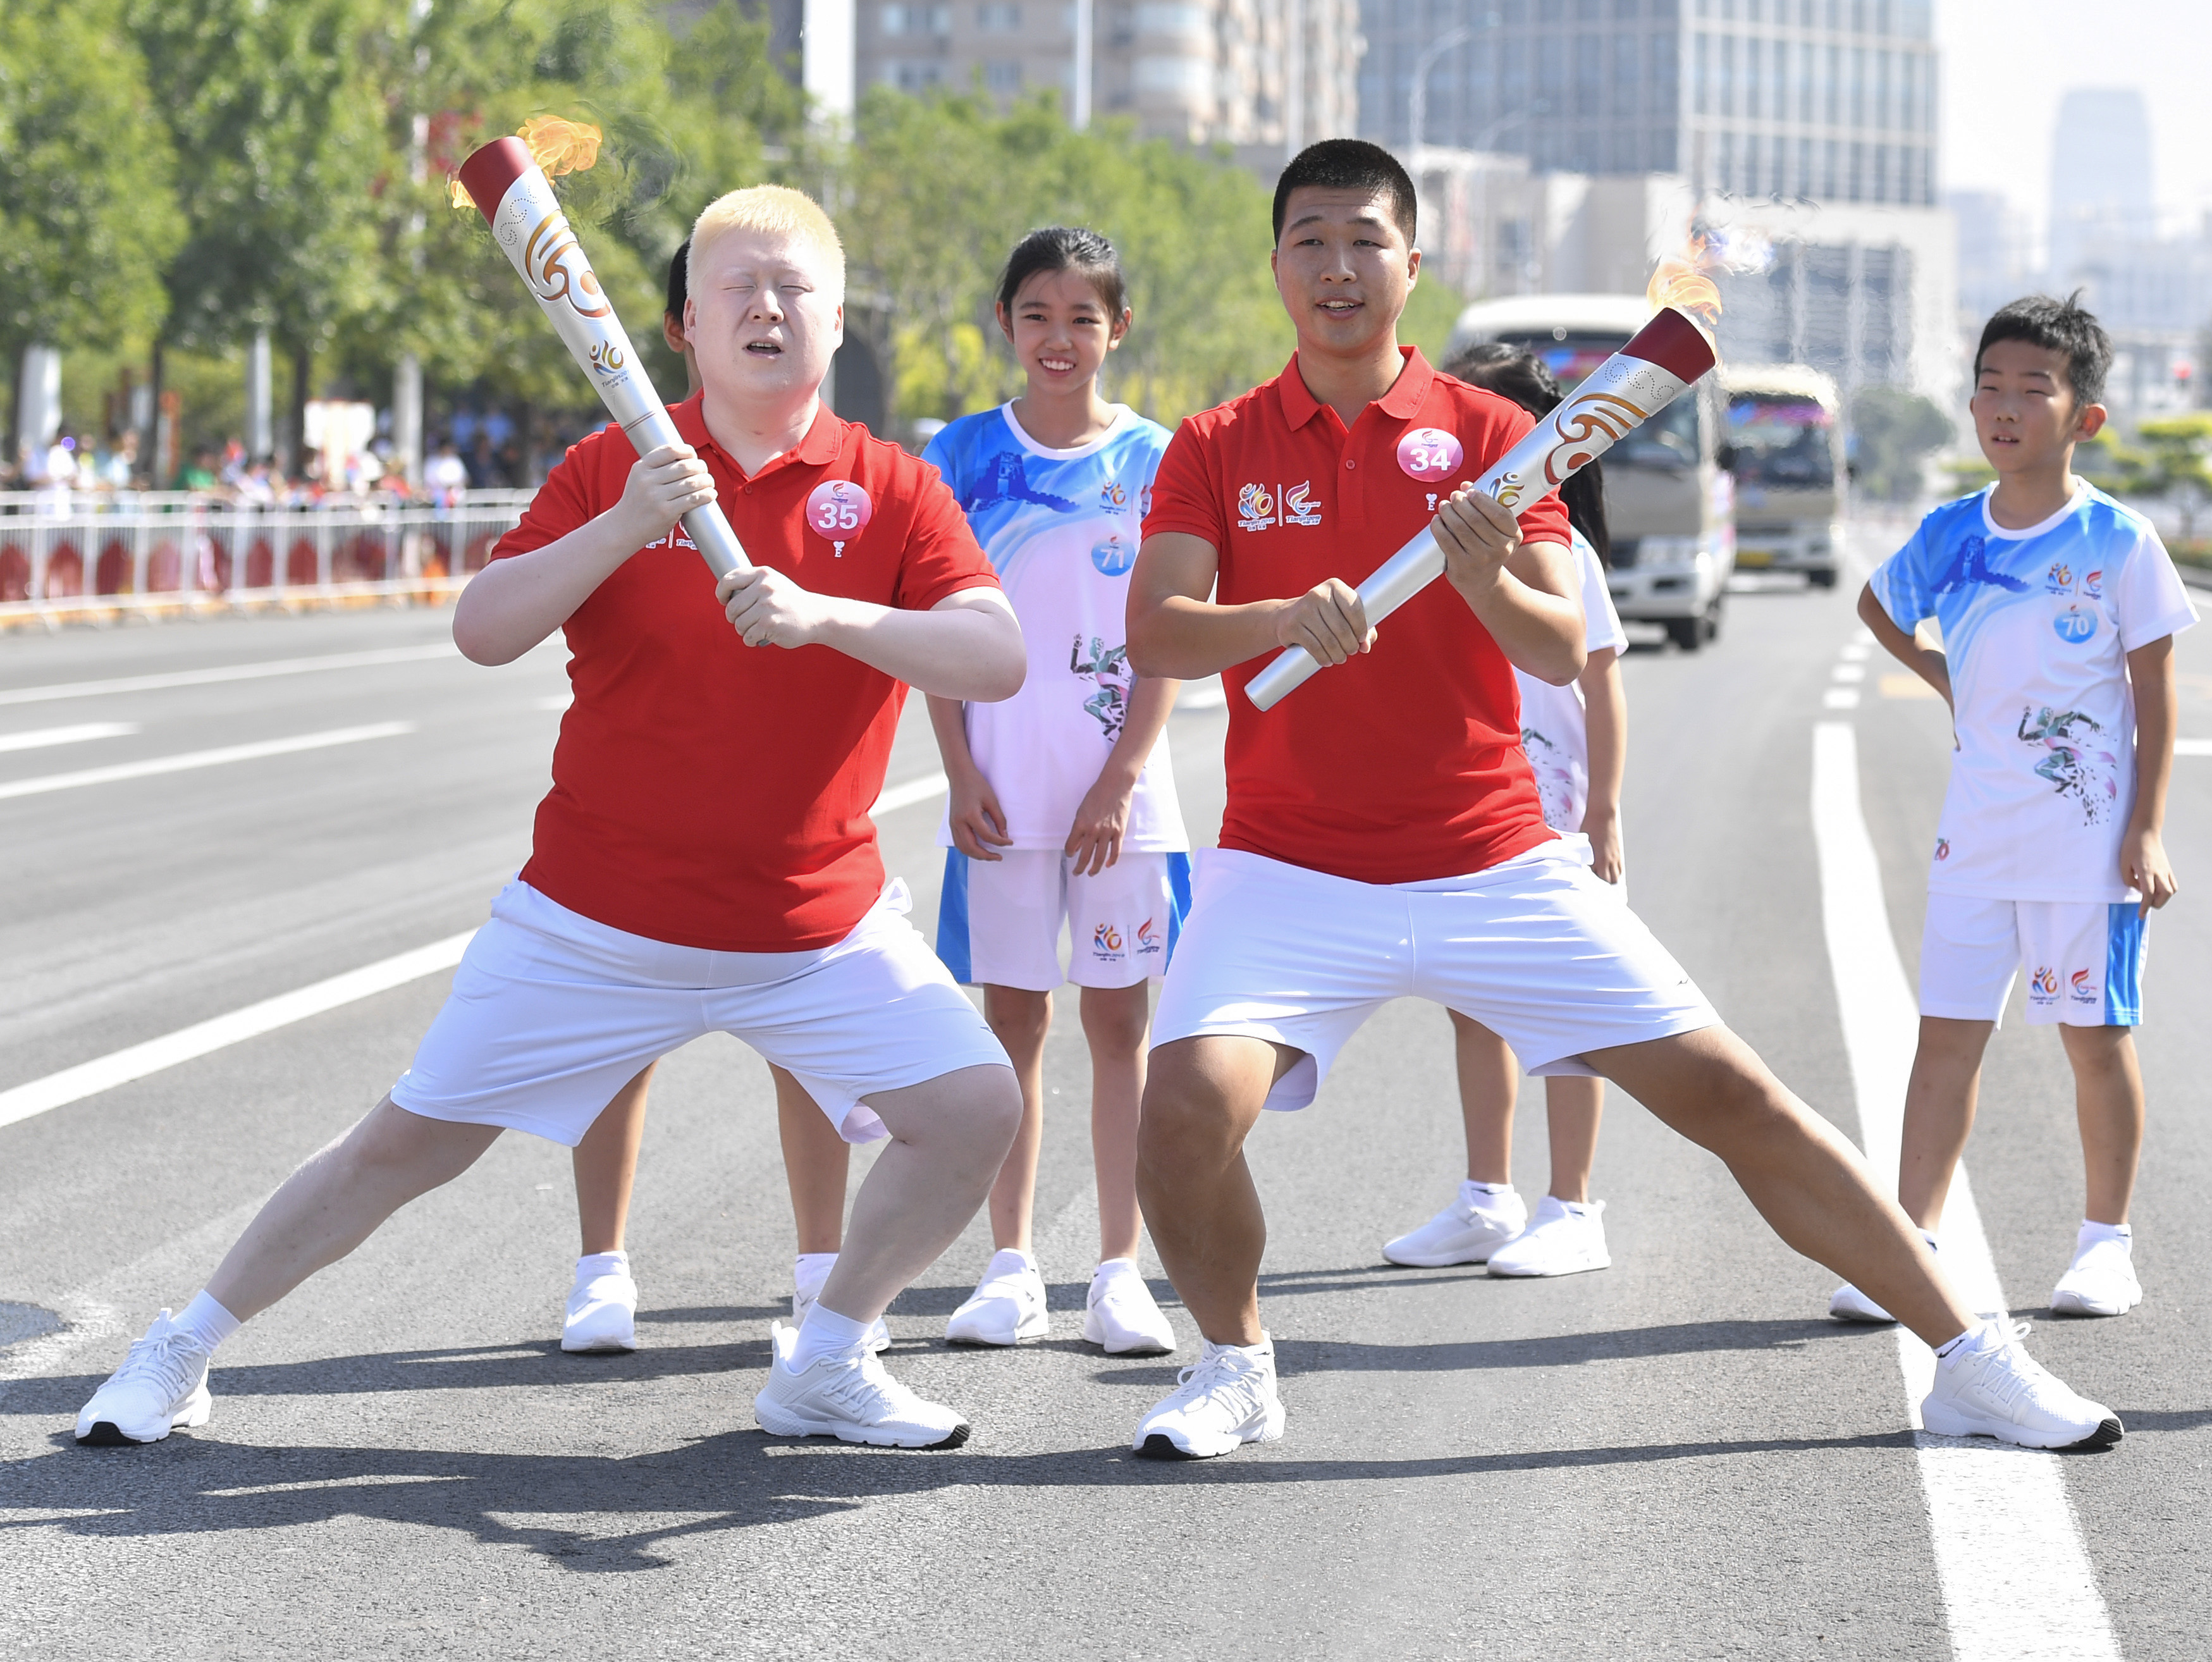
[2046,87,2155,288]
[855,0,1361,152]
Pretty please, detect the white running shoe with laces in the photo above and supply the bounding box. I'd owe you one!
[945,1248,1050,1346]
[1083,1260,1176,1355]
[1920,1319,2123,1450]
[792,1276,891,1354]
[1382,1182,1527,1267]
[753,1323,969,1448]
[75,1311,213,1446]
[1487,1196,1611,1277]
[2051,1226,2142,1317]
[562,1258,639,1353]
[1133,1335,1285,1459]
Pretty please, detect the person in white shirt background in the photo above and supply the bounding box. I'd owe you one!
[923,225,1191,1355]
[1838,292,2197,1324]
[1380,342,1632,1281]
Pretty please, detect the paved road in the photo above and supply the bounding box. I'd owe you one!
[2,545,2208,1659]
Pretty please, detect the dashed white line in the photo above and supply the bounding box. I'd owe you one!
[0,721,138,754]
[1822,686,1862,709]
[0,643,459,707]
[1811,721,2119,1662]
[871,772,949,814]
[2173,738,2212,756]
[0,722,415,802]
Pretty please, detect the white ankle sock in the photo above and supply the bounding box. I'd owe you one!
[1201,1334,1272,1367]
[790,1305,875,1369]
[2080,1220,2131,1248]
[1462,1179,1514,1200]
[574,1251,629,1283]
[172,1291,240,1355]
[1935,1318,2003,1362]
[1093,1257,1140,1282]
[984,1246,1036,1277]
[793,1252,838,1298]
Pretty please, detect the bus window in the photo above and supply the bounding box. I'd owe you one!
[1726,395,1837,488]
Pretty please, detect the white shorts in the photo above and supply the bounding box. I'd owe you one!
[936,848,1193,991]
[390,879,1009,1145]
[1152,840,1719,1112]
[1919,892,2147,1028]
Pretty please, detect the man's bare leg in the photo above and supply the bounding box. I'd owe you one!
[773,1064,852,1254]
[572,1064,654,1254]
[1895,1016,1995,1231]
[1543,1076,1604,1203]
[1133,1035,1289,1345]
[2060,1025,2144,1226]
[205,1098,502,1322]
[1588,1025,1975,1346]
[1448,1009,1516,1183]
[811,1064,1024,1323]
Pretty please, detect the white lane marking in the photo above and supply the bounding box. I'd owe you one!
[1832,662,1867,682]
[0,932,474,1133]
[1823,687,1862,710]
[1841,641,1874,662]
[0,721,414,803]
[536,694,572,711]
[1811,721,2119,1662]
[1178,679,1228,711]
[2174,738,2212,756]
[0,643,459,708]
[871,772,947,814]
[0,721,138,754]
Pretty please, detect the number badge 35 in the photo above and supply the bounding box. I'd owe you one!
[806,480,874,557]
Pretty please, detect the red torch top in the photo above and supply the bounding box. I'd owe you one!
[1620,306,1717,384]
[457,137,536,225]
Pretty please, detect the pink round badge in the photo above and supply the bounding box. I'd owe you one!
[1396,427,1464,483]
[805,479,873,538]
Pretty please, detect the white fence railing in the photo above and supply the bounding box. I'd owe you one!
[0,496,534,620]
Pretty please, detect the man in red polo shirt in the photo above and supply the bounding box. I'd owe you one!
[1124,140,2122,1460]
[73,186,1028,1455]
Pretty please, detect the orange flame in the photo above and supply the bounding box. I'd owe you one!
[448,116,604,212]
[1646,233,1723,336]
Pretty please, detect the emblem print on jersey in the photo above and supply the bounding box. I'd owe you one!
[1934,837,1950,861]
[2053,604,2098,644]
[2045,561,2073,594]
[2031,966,2060,1000]
[1282,481,1322,526]
[2070,969,2098,1004]
[1093,923,1124,958]
[1099,479,1129,510]
[1236,483,1276,532]
[1396,427,1464,483]
[1140,484,1152,518]
[1934,534,2030,595]
[1091,536,1136,576]
[2018,704,2118,825]
[805,480,873,557]
[1072,635,1133,737]
[1136,918,1160,954]
[2083,569,2103,599]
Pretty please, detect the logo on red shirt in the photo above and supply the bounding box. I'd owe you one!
[1236,483,1275,532]
[1397,427,1464,483]
[806,480,873,555]
[1282,481,1322,526]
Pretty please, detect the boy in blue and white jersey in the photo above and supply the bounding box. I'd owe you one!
[923,228,1191,1356]
[1837,293,2196,1326]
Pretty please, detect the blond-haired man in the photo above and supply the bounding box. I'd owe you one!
[73,185,1031,1452]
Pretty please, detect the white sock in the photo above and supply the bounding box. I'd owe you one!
[2080,1220,2131,1249]
[1920,1229,1939,1251]
[790,1304,875,1369]
[1201,1334,1272,1369]
[984,1246,1037,1277]
[793,1252,838,1296]
[1935,1317,2003,1362]
[1461,1179,1515,1204]
[574,1250,629,1283]
[1093,1257,1140,1282]
[171,1291,240,1355]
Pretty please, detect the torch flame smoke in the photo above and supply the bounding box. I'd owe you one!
[449,116,604,212]
[1644,223,1776,343]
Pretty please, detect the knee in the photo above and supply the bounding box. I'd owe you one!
[1137,1067,1237,1176]
[1079,992,1151,1057]
[985,988,1051,1047]
[348,1098,491,1192]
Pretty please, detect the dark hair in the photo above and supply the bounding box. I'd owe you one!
[1272,138,1417,247]
[1974,290,2111,408]
[1441,342,1611,568]
[995,226,1128,320]
[665,237,691,323]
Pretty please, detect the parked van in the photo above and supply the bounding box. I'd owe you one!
[1721,364,1844,588]
[1446,294,1735,651]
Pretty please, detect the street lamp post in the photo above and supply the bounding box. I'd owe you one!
[1406,25,1475,173]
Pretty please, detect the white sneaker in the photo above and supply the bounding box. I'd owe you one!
[2051,1226,2142,1317]
[1133,1334,1286,1459]
[1487,1196,1611,1277]
[753,1322,969,1449]
[1828,1282,1897,1323]
[1083,1260,1176,1355]
[792,1272,890,1354]
[1920,1319,2123,1450]
[1381,1181,1528,1267]
[945,1248,1050,1346]
[75,1311,213,1446]
[562,1257,638,1353]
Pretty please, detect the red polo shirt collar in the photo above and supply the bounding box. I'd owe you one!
[1276,345,1436,431]
[669,393,844,481]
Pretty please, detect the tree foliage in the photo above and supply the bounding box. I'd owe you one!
[1848,386,1953,502]
[0,0,183,362]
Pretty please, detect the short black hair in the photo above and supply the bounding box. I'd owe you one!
[1974,291,2111,408]
[665,237,691,323]
[995,226,1128,321]
[1272,138,1416,247]
[1442,342,1611,567]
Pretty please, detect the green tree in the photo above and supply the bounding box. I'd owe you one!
[1849,386,1953,502]
[0,0,183,411]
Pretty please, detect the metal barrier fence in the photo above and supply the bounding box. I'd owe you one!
[0,493,538,622]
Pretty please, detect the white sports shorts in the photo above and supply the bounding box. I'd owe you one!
[390,878,1009,1145]
[1919,891,2147,1028]
[935,847,1193,991]
[1151,840,1719,1112]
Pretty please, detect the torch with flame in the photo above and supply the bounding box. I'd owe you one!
[453,125,750,581]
